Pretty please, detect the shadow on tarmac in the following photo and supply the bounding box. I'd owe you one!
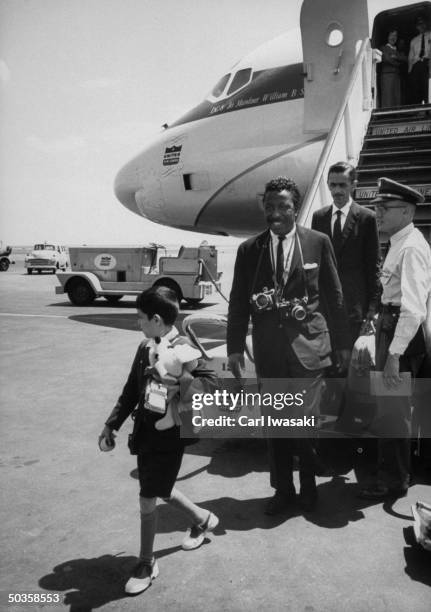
[39,554,139,611]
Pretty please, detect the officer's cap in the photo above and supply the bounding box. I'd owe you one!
[372,177,424,206]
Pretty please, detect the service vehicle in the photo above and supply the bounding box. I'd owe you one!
[55,243,221,306]
[25,243,69,274]
[0,242,13,272]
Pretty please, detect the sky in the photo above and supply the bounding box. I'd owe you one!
[0,0,302,246]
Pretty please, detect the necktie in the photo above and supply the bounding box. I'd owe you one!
[332,210,343,252]
[420,33,425,59]
[276,235,285,285]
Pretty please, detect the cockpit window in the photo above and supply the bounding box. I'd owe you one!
[211,73,231,98]
[226,68,252,95]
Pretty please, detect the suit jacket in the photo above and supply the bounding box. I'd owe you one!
[312,201,380,325]
[227,225,351,376]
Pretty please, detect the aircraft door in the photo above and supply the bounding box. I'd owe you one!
[300,0,369,133]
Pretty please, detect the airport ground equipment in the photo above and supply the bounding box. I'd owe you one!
[55,243,221,306]
[25,243,69,274]
[0,243,13,272]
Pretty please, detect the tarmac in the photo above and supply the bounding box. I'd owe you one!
[0,253,430,612]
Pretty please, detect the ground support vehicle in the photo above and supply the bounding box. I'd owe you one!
[0,243,13,272]
[25,243,69,274]
[55,243,221,306]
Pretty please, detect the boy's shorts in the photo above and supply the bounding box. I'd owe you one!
[137,448,184,498]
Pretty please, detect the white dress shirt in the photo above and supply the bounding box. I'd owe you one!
[408,31,431,72]
[380,223,431,355]
[270,226,296,280]
[331,198,353,234]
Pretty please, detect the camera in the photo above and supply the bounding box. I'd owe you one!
[250,287,276,313]
[279,297,308,321]
[251,288,308,321]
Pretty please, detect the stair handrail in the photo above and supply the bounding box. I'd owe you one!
[298,37,376,226]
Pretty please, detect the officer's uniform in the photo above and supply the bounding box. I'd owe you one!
[367,178,431,496]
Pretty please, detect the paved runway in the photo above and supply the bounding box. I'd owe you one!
[0,257,430,611]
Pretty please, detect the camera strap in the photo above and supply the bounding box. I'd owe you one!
[250,233,270,298]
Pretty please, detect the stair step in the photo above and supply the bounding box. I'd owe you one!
[367,121,431,137]
[355,184,431,201]
[360,149,431,158]
[357,164,431,173]
[371,103,431,118]
[363,134,431,151]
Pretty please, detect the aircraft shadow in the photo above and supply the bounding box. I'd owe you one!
[65,311,192,332]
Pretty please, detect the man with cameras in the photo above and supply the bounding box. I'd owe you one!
[227,177,351,514]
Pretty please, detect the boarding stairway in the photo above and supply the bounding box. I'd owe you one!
[298,36,431,240]
[355,105,431,229]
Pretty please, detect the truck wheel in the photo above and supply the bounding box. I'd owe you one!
[0,258,9,272]
[153,280,182,305]
[67,278,96,306]
[27,269,32,275]
[104,295,123,304]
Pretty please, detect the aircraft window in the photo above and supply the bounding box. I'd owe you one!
[326,23,344,47]
[211,73,231,98]
[226,68,252,95]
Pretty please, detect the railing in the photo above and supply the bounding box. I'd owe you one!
[298,38,378,226]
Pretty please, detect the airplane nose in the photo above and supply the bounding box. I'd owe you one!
[114,158,142,216]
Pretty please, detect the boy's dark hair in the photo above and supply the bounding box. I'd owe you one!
[263,177,302,212]
[136,286,179,325]
[327,161,357,182]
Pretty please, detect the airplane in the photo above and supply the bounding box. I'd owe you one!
[114,0,431,238]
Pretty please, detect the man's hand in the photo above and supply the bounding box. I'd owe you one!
[335,349,351,373]
[383,353,402,389]
[228,352,245,382]
[98,425,116,451]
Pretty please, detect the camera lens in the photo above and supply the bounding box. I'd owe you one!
[292,305,307,321]
[256,294,269,308]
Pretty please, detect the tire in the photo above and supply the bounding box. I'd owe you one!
[153,280,182,305]
[186,298,203,307]
[67,278,96,306]
[27,268,32,275]
[0,258,10,272]
[104,295,123,304]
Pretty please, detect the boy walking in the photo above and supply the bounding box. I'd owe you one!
[99,287,219,595]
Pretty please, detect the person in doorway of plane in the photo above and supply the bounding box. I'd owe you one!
[357,178,431,500]
[408,14,431,105]
[380,29,407,108]
[227,177,351,516]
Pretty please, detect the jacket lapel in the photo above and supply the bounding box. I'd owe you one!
[285,227,303,289]
[254,230,273,287]
[322,207,332,238]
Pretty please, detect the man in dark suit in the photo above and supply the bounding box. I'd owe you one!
[227,177,351,514]
[312,162,380,345]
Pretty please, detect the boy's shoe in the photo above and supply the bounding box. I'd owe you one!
[182,511,219,551]
[125,559,159,595]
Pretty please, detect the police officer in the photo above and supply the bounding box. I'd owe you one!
[359,178,431,499]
